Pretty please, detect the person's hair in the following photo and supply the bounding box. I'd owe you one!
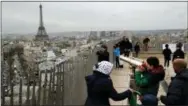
[165,44,169,48]
[173,59,187,69]
[176,42,182,49]
[101,44,107,50]
[146,57,159,67]
[113,45,116,49]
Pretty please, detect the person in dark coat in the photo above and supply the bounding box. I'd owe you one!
[162,44,172,67]
[85,61,132,106]
[118,37,132,57]
[118,36,127,55]
[134,42,140,57]
[143,38,150,51]
[124,38,132,57]
[160,59,188,106]
[172,43,185,61]
[96,44,109,62]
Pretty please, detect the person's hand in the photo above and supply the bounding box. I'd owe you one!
[138,95,143,100]
[125,89,133,97]
[128,88,141,95]
[135,68,140,72]
[137,62,147,72]
[137,65,145,72]
[128,88,135,93]
[128,72,134,77]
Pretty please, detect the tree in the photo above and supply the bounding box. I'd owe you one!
[56,41,71,49]
[87,39,92,44]
[53,49,62,56]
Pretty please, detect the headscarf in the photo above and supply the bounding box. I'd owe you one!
[93,61,113,75]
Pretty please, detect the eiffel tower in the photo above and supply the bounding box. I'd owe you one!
[35,4,49,41]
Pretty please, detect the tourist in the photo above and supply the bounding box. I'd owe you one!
[160,59,188,105]
[85,61,132,106]
[113,44,120,68]
[162,44,172,67]
[134,57,165,106]
[118,36,126,55]
[134,42,140,57]
[96,44,109,62]
[143,37,150,51]
[172,42,185,61]
[124,38,132,57]
[118,37,132,57]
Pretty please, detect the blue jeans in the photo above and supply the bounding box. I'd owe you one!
[140,94,158,106]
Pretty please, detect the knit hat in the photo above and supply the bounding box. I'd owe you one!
[93,61,113,75]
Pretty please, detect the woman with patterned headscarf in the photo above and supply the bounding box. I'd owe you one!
[85,61,132,106]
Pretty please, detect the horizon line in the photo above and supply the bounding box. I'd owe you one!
[2,28,187,35]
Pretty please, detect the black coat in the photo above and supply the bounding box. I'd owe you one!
[160,69,188,106]
[163,48,172,60]
[143,38,150,44]
[134,45,140,53]
[96,50,109,62]
[85,71,132,106]
[118,40,132,54]
[172,49,185,61]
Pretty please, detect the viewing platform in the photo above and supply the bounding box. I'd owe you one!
[2,36,187,106]
[110,53,177,105]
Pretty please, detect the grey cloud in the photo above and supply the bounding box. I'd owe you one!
[2,2,187,34]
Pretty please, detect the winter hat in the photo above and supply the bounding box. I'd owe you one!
[93,61,113,75]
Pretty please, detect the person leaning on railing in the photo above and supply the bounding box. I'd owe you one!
[160,59,188,106]
[134,57,165,106]
[84,61,133,106]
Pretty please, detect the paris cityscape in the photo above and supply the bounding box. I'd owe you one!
[1,2,188,106]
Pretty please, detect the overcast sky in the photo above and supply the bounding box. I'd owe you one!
[2,1,188,34]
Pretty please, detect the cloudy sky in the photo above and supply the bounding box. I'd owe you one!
[2,1,188,34]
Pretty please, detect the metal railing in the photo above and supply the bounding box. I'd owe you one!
[1,37,121,106]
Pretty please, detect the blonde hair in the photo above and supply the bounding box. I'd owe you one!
[173,59,187,69]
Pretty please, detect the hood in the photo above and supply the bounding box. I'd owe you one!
[150,65,165,74]
[93,61,113,75]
